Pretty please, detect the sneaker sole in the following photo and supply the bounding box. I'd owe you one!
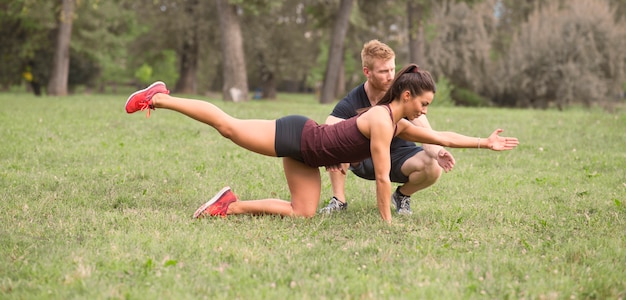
[192,186,231,219]
[124,81,166,113]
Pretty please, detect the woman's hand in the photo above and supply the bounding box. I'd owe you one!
[487,129,519,150]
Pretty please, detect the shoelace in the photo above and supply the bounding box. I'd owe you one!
[139,87,169,118]
[331,198,346,209]
[399,197,410,210]
[139,100,153,118]
[394,193,411,211]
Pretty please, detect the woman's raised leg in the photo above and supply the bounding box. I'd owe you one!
[151,93,277,156]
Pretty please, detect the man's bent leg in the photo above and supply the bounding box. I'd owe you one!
[397,150,442,196]
[319,163,350,213]
[388,148,442,215]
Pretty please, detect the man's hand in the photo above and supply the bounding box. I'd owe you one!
[325,164,347,175]
[436,148,455,172]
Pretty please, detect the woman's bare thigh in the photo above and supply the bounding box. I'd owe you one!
[282,157,321,217]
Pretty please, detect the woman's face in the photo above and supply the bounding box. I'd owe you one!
[405,91,434,120]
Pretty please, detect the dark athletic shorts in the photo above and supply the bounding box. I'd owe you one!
[274,115,307,163]
[350,145,423,183]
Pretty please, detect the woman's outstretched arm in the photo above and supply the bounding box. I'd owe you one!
[396,119,519,150]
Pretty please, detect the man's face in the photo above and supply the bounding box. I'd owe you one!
[365,58,395,92]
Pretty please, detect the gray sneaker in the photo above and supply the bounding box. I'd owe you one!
[318,196,347,214]
[392,189,412,215]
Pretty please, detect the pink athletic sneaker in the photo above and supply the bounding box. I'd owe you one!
[124,81,170,117]
[193,187,238,218]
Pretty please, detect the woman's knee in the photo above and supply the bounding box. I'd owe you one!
[293,210,316,218]
[291,204,317,218]
[215,122,237,139]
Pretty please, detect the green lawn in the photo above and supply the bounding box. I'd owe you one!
[1,91,625,299]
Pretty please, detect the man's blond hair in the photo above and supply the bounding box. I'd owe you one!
[361,39,395,69]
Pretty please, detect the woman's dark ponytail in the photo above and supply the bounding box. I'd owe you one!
[377,64,436,106]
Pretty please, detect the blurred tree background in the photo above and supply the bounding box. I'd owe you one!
[1,0,625,109]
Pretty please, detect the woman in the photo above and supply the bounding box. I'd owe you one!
[124,64,519,223]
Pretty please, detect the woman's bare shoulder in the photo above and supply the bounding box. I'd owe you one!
[361,105,388,119]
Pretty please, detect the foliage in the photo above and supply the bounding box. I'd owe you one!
[0,0,55,88]
[72,0,144,87]
[132,50,178,86]
[342,0,407,85]
[241,0,322,94]
[1,92,625,298]
[150,50,179,86]
[134,63,153,85]
[0,0,143,92]
[432,75,455,107]
[491,0,626,109]
[422,0,497,94]
[418,0,626,109]
[66,50,101,90]
[452,87,491,107]
[306,42,328,91]
[2,0,626,107]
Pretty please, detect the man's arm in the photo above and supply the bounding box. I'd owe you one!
[411,115,445,158]
[325,115,345,125]
[410,115,456,172]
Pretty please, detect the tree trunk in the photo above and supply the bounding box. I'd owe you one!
[216,0,248,102]
[175,34,198,94]
[407,1,425,66]
[260,71,276,99]
[174,0,199,94]
[175,40,198,94]
[319,0,353,104]
[256,52,276,99]
[334,63,345,99]
[47,0,74,96]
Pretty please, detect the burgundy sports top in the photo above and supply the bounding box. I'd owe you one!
[300,105,396,167]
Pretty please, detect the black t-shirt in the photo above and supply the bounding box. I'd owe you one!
[330,83,416,150]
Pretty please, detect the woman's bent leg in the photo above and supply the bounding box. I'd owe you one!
[226,158,321,217]
[152,93,277,156]
[282,157,321,217]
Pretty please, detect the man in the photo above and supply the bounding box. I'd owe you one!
[320,39,455,215]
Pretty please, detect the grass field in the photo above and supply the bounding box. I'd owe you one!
[1,90,625,299]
